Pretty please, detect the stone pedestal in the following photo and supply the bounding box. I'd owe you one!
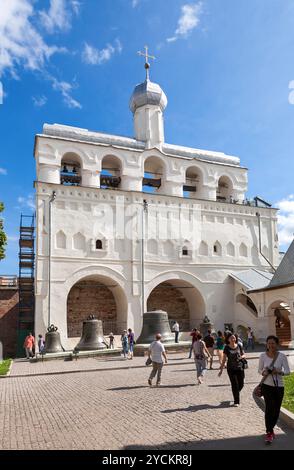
[199,316,214,338]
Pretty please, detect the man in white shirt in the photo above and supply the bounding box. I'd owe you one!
[148,334,168,387]
[172,321,180,343]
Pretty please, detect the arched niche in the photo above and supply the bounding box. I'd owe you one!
[101,155,122,189]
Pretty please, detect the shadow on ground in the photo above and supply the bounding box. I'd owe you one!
[161,401,231,413]
[123,433,294,450]
[108,384,196,391]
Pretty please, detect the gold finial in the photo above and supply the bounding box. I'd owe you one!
[137,45,155,80]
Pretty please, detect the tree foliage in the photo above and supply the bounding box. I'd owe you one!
[0,202,7,260]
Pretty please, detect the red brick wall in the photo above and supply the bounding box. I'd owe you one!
[67,281,117,337]
[0,289,19,358]
[147,283,190,329]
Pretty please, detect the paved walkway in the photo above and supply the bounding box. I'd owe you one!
[0,354,294,450]
[9,350,294,377]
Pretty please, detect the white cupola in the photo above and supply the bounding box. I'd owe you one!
[129,48,167,149]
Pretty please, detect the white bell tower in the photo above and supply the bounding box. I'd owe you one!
[129,46,167,149]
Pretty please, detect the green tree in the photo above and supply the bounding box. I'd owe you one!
[0,202,7,260]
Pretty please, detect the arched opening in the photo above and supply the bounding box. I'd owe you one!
[181,239,192,257]
[236,293,258,317]
[73,232,86,251]
[162,240,174,257]
[240,243,248,257]
[227,242,235,257]
[143,156,165,193]
[101,155,122,189]
[183,166,202,198]
[67,275,128,338]
[96,240,103,250]
[213,241,222,256]
[182,246,189,256]
[60,152,82,186]
[217,176,233,202]
[56,230,66,249]
[268,300,291,346]
[199,241,208,256]
[147,279,205,331]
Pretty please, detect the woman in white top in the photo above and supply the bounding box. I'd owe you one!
[258,335,290,444]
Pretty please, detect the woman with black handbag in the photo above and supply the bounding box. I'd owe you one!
[258,335,290,445]
[218,333,246,407]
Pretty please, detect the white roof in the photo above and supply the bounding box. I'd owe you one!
[42,124,241,167]
[229,269,273,290]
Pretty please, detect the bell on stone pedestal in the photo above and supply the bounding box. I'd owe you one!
[74,315,107,351]
[136,310,174,344]
[44,325,64,354]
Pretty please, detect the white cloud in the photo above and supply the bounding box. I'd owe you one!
[17,195,35,211]
[70,1,82,16]
[167,2,203,43]
[132,0,139,7]
[32,95,47,107]
[39,0,79,33]
[0,168,7,175]
[0,0,81,109]
[0,0,65,78]
[82,39,122,65]
[276,195,294,247]
[50,76,82,109]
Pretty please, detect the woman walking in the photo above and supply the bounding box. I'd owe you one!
[258,335,290,444]
[218,333,246,406]
[193,333,211,384]
[121,330,128,359]
[216,330,225,367]
[128,328,135,360]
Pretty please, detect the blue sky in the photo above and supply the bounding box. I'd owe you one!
[1,0,294,274]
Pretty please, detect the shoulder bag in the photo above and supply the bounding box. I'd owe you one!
[253,353,279,398]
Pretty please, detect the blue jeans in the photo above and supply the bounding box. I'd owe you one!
[129,343,134,353]
[246,338,254,351]
[195,358,207,378]
[189,344,193,358]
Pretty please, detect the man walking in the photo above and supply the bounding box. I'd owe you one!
[172,321,180,343]
[23,332,35,359]
[204,329,215,369]
[148,334,168,387]
[246,327,255,351]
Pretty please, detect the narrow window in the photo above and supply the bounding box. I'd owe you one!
[182,247,189,256]
[96,240,103,250]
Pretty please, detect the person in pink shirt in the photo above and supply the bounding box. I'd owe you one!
[23,333,35,359]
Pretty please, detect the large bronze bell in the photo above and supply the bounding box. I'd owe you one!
[44,325,64,353]
[136,310,174,344]
[74,315,107,351]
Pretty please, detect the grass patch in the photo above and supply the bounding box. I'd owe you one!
[0,359,12,376]
[283,373,294,413]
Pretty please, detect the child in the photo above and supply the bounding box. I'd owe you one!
[38,334,45,353]
[109,332,115,349]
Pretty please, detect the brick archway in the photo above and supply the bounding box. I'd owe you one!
[146,279,205,331]
[67,276,127,337]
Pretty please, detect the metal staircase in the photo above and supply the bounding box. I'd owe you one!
[17,214,35,356]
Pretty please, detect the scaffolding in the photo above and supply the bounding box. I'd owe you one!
[17,214,35,355]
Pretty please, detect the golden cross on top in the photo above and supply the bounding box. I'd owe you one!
[137,45,155,80]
